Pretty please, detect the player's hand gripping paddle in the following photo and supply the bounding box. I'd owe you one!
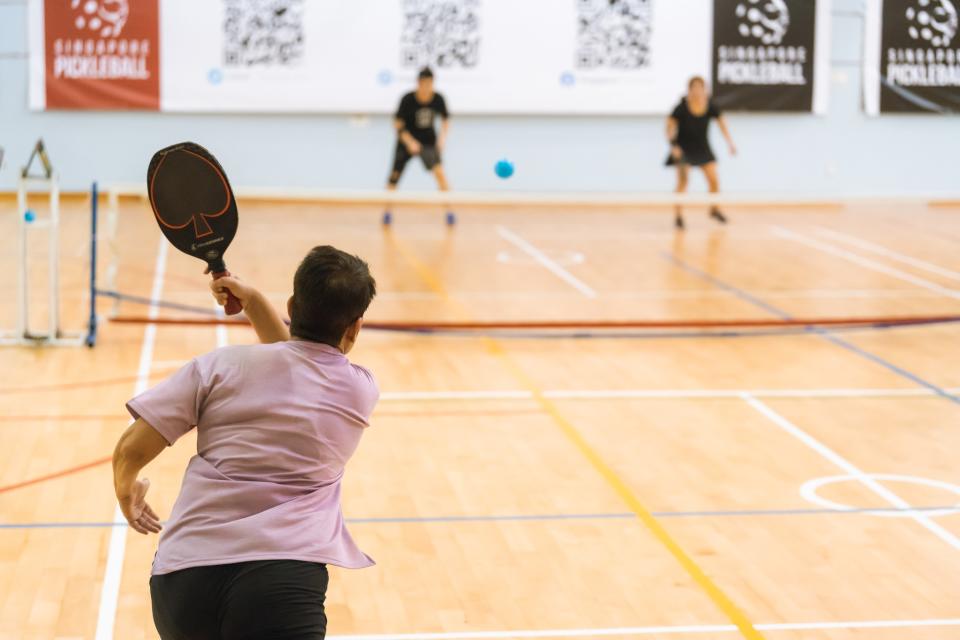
[147,142,242,315]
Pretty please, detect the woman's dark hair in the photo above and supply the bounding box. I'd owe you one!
[688,75,706,89]
[289,246,376,347]
[418,66,434,80]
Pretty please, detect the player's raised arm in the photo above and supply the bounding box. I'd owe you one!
[210,275,290,343]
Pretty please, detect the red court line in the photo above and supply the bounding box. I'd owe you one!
[0,456,112,495]
[108,314,960,330]
[0,370,176,395]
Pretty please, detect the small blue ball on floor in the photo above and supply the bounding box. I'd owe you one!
[494,159,514,179]
[24,210,35,223]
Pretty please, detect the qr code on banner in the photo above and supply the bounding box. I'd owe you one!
[576,0,653,69]
[223,0,305,67]
[401,0,481,69]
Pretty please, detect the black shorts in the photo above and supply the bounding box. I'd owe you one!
[389,141,441,184]
[150,560,329,640]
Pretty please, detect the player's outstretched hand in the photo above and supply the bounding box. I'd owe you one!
[208,272,260,309]
[406,139,423,155]
[119,478,162,535]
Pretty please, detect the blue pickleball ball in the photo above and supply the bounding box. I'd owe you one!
[494,159,514,179]
[24,210,36,223]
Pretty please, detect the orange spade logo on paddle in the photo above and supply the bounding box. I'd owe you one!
[149,148,233,239]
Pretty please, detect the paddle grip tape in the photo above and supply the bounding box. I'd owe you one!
[211,269,243,316]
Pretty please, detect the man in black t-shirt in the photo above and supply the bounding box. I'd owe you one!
[384,68,452,223]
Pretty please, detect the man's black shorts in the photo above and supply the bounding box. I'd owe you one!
[150,560,329,640]
[389,141,441,184]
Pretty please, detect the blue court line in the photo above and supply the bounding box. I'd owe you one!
[3,505,959,530]
[662,253,960,406]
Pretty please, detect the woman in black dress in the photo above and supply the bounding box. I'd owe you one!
[666,76,737,230]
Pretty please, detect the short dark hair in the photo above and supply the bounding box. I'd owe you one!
[418,67,434,80]
[289,246,376,347]
[689,75,706,89]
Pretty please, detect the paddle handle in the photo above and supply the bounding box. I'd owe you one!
[211,270,243,316]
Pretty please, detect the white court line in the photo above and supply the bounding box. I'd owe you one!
[495,226,597,299]
[772,227,960,301]
[743,393,960,552]
[815,227,960,283]
[381,390,533,401]
[213,304,229,349]
[328,617,960,639]
[377,387,958,402]
[94,239,167,640]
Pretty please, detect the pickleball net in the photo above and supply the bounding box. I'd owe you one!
[92,187,960,342]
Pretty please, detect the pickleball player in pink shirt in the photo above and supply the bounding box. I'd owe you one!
[111,245,379,640]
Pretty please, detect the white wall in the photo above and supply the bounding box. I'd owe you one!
[0,0,955,194]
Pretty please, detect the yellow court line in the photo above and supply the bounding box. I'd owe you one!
[386,231,766,640]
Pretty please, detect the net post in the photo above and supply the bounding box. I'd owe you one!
[105,186,121,318]
[86,181,99,347]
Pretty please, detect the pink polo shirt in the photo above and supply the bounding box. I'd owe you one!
[126,339,379,576]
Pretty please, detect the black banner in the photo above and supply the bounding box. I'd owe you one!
[712,0,818,111]
[878,0,960,113]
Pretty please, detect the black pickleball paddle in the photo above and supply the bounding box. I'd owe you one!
[147,142,242,315]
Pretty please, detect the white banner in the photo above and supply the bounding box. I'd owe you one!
[160,0,711,114]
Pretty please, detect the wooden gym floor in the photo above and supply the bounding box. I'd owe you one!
[1,198,960,639]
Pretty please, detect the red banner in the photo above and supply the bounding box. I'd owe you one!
[44,0,160,110]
